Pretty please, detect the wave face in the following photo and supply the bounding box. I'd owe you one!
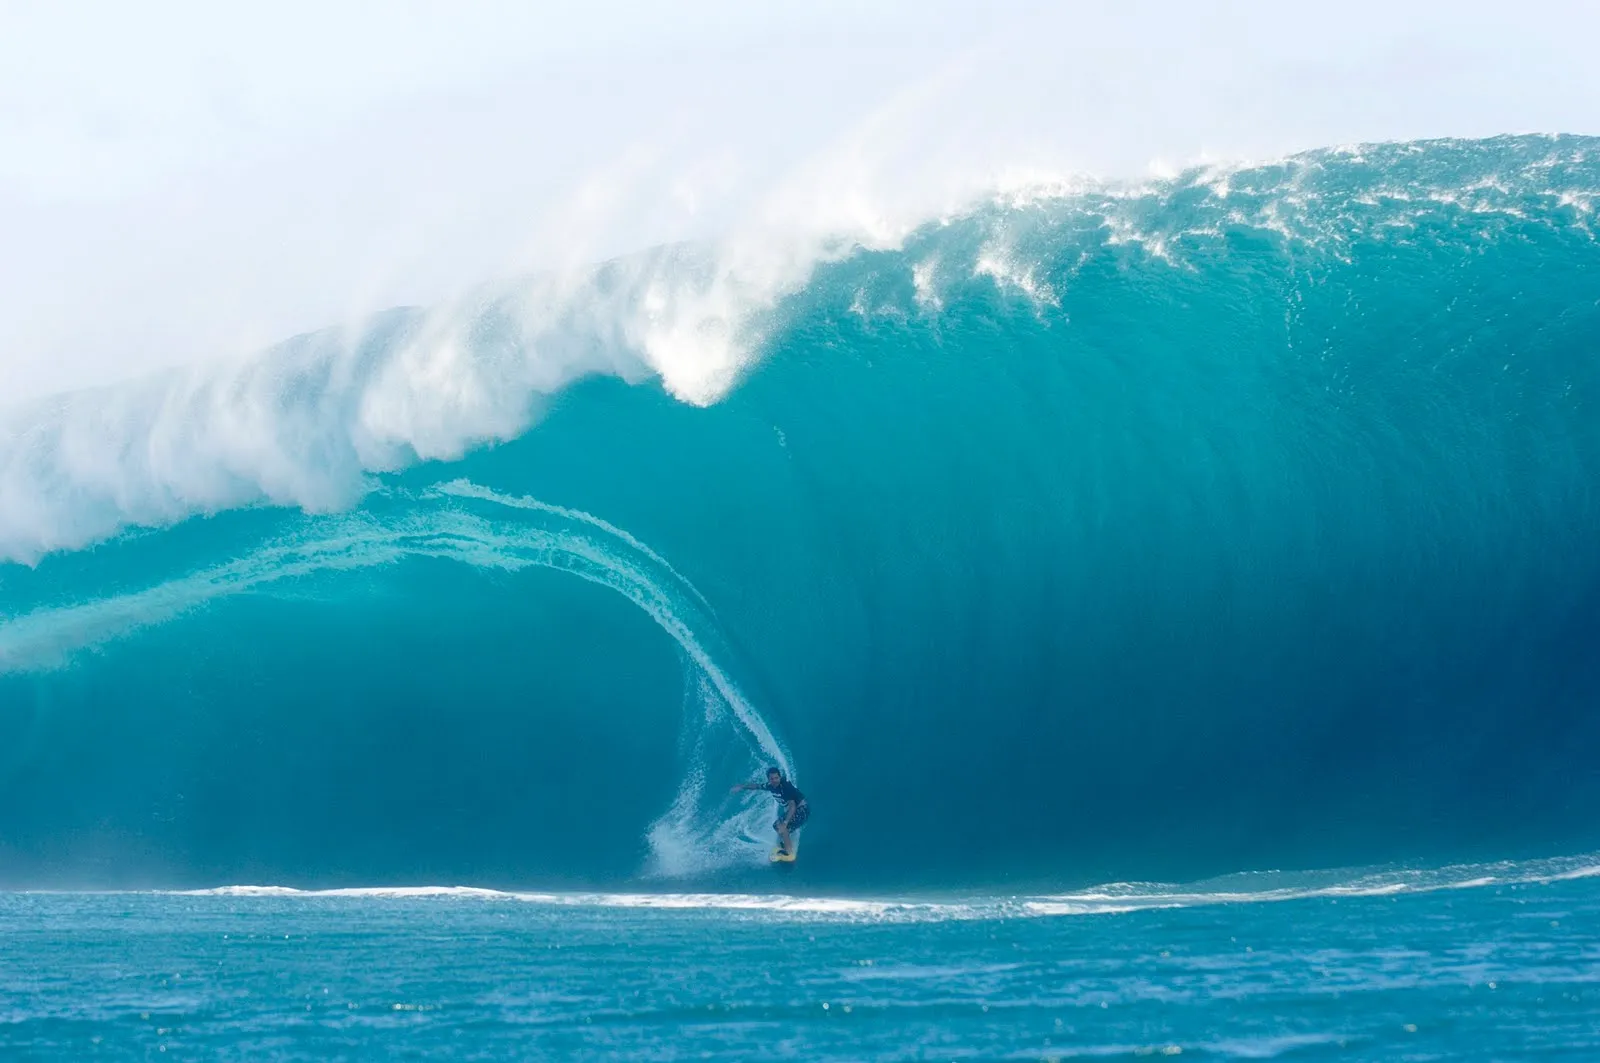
[3,135,1600,888]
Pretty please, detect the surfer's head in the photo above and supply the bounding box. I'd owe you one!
[766,767,783,784]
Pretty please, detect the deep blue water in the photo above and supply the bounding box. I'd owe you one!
[2,135,1599,892]
[5,863,1600,1060]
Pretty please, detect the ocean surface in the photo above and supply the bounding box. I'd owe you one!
[2,134,1600,1055]
[5,860,1600,1060]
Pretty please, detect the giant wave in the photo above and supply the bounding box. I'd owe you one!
[1,135,1598,889]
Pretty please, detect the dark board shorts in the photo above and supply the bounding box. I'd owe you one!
[776,801,810,831]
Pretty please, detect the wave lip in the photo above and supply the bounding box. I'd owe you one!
[7,135,1595,568]
[0,238,818,566]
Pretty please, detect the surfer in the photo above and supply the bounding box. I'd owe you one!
[731,767,809,856]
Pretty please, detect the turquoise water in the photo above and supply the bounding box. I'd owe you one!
[4,136,1599,888]
[3,134,1600,1055]
[5,864,1600,1060]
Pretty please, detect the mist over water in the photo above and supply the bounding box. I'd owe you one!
[2,136,1598,889]
[6,0,1599,403]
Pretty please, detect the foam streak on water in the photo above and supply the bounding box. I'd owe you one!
[0,483,790,877]
[156,850,1600,921]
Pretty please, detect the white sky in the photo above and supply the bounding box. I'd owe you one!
[2,0,1597,402]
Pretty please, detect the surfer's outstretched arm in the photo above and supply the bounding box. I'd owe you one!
[729,781,761,793]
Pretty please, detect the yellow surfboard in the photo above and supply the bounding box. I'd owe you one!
[770,833,801,863]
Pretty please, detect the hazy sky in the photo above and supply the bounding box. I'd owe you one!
[3,0,1597,402]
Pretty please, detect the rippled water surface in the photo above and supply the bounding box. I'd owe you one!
[4,867,1598,1060]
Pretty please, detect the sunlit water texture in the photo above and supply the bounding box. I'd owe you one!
[4,865,1599,1060]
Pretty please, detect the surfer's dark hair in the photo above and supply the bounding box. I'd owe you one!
[766,766,783,777]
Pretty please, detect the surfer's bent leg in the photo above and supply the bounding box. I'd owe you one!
[775,816,792,854]
[774,800,808,854]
